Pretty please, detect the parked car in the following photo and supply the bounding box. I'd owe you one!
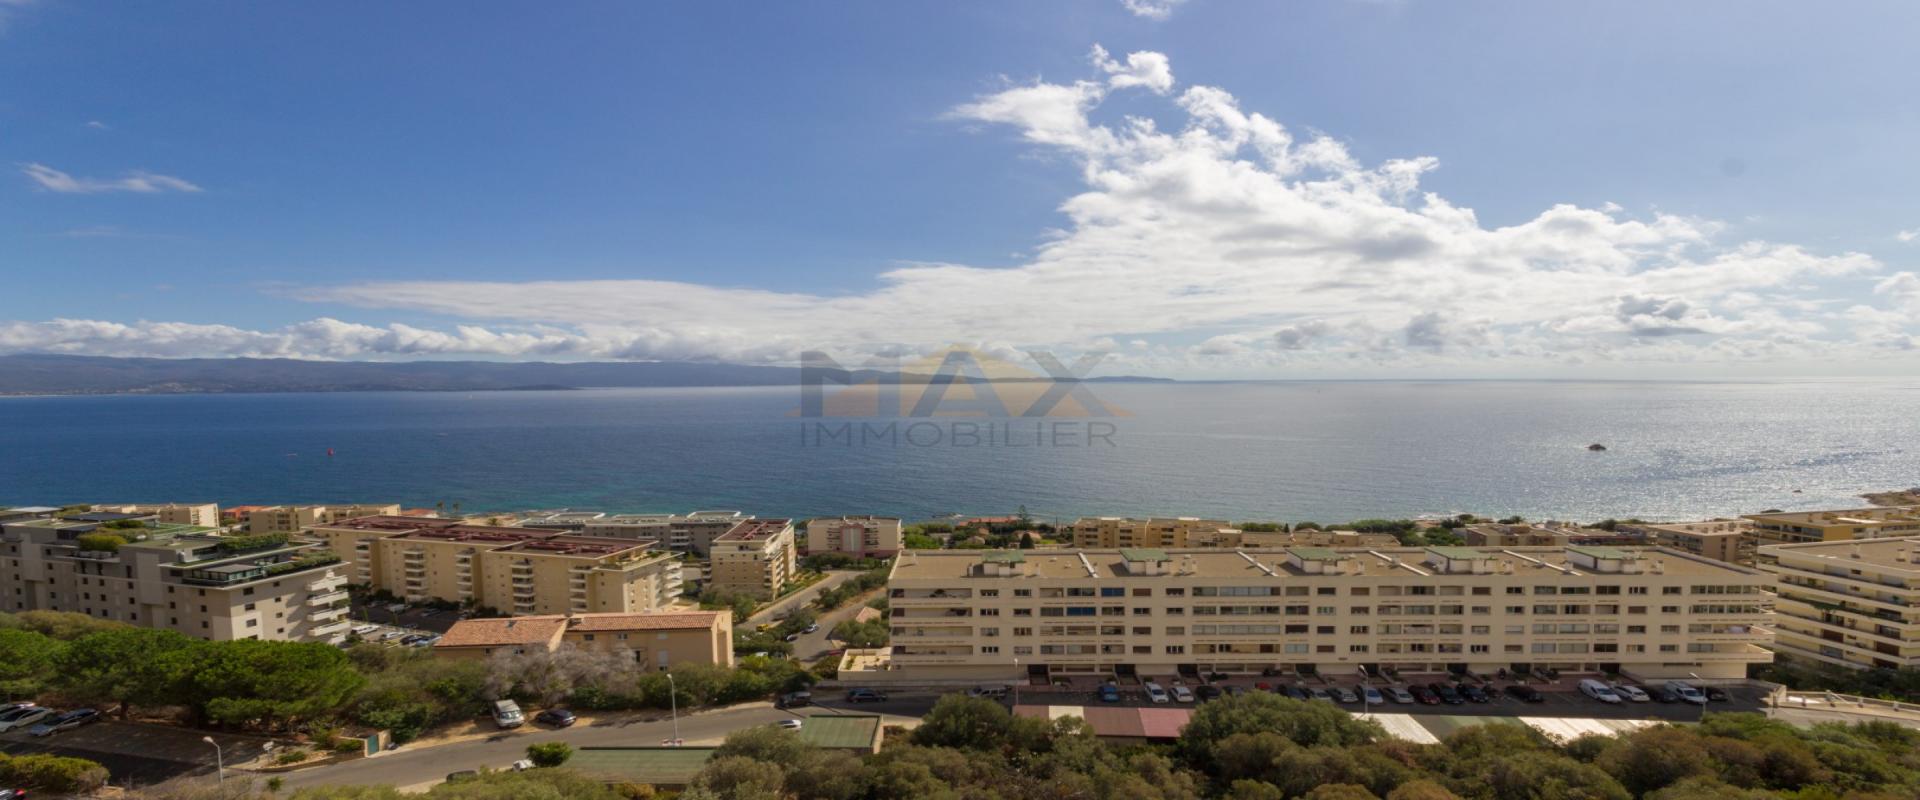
[1224,685,1246,697]
[784,633,802,643]
[1098,684,1121,703]
[1145,682,1170,704]
[0,788,26,799]
[1387,686,1415,704]
[1652,686,1681,703]
[803,623,819,634]
[1612,684,1650,702]
[1705,687,1730,702]
[350,624,379,636]
[0,706,51,733]
[1429,683,1464,704]
[966,686,1010,699]
[1334,686,1359,703]
[1194,685,1222,701]
[1579,679,1623,704]
[1253,682,1274,692]
[1308,686,1333,702]
[1461,684,1490,703]
[26,709,99,737]
[1410,685,1441,705]
[492,700,524,729]
[399,633,433,646]
[1361,686,1385,705]
[407,635,440,648]
[845,688,888,703]
[777,719,804,730]
[1171,685,1196,703]
[509,759,535,771]
[1504,685,1545,703]
[534,708,576,728]
[1664,681,1708,705]
[1284,685,1309,701]
[777,691,813,709]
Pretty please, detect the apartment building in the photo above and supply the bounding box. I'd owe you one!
[1462,523,1640,548]
[92,503,221,527]
[1068,517,1235,549]
[872,545,1773,683]
[1758,539,1920,670]
[805,515,902,558]
[246,504,403,533]
[314,516,682,614]
[1745,507,1920,546]
[1230,530,1400,549]
[432,610,732,668]
[522,510,745,556]
[0,518,350,643]
[1625,520,1754,564]
[708,519,796,599]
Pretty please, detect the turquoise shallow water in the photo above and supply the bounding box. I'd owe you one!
[2,380,1915,524]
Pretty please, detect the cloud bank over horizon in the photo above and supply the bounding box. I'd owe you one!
[7,46,1917,376]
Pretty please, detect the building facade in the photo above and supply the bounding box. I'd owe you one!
[805,515,902,558]
[522,510,745,556]
[247,504,403,533]
[875,545,1774,683]
[314,516,682,615]
[1758,539,1920,670]
[1745,507,1920,546]
[1626,520,1754,564]
[707,519,796,599]
[1068,518,1236,549]
[0,518,350,643]
[432,610,732,668]
[92,503,221,528]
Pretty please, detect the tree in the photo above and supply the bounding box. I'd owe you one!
[1385,780,1462,800]
[1595,726,1713,795]
[831,618,889,648]
[1019,532,1036,549]
[0,628,65,697]
[714,724,810,769]
[178,639,366,728]
[56,628,199,717]
[1180,692,1380,761]
[689,755,788,800]
[1304,785,1379,800]
[524,741,572,768]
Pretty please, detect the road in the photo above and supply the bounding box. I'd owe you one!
[746,570,860,626]
[270,695,935,792]
[791,587,883,661]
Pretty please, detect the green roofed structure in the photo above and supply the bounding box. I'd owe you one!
[796,714,885,753]
[571,747,718,789]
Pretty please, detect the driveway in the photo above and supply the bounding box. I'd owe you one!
[270,695,936,792]
[746,570,861,626]
[790,587,882,662]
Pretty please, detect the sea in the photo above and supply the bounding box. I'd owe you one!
[2,380,1916,525]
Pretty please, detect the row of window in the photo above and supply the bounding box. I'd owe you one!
[955,583,1764,599]
[923,602,1765,618]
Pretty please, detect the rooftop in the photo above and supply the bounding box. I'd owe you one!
[570,748,716,786]
[891,546,1766,581]
[716,518,793,542]
[391,525,551,544]
[1744,507,1920,526]
[496,535,652,557]
[434,616,571,649]
[565,611,725,632]
[319,515,464,532]
[1761,538,1920,572]
[795,714,883,750]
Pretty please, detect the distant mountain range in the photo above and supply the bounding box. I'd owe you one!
[0,354,1173,395]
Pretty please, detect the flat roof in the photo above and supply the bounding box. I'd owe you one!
[1287,547,1343,561]
[795,715,882,749]
[566,612,724,633]
[392,525,552,544]
[716,518,793,541]
[1744,507,1920,525]
[1426,546,1492,560]
[981,551,1026,564]
[570,748,716,786]
[496,535,652,557]
[1566,546,1638,560]
[1119,548,1170,562]
[1761,538,1920,571]
[892,546,1764,581]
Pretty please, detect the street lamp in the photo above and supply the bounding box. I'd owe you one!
[201,736,224,784]
[1689,672,1708,724]
[1012,657,1019,707]
[666,672,682,747]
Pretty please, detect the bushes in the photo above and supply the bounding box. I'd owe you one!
[77,532,130,551]
[0,751,111,794]
[831,618,889,648]
[526,741,573,768]
[812,566,889,612]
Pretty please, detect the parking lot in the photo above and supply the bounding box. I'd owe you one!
[0,720,272,785]
[1015,675,1763,722]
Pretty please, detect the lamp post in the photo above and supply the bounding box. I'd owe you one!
[1012,657,1020,708]
[666,672,682,746]
[1689,672,1707,724]
[201,736,224,784]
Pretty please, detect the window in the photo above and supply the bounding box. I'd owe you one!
[980,645,999,654]
[1100,587,1124,597]
[1165,645,1184,654]
[980,627,998,636]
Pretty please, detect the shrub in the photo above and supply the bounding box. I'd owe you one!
[0,751,112,794]
[77,532,130,552]
[525,741,573,768]
[275,748,312,765]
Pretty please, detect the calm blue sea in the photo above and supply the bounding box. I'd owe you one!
[2,381,1916,524]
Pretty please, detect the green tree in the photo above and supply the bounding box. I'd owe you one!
[1596,726,1714,795]
[1304,785,1379,800]
[1180,692,1380,761]
[689,755,788,800]
[714,723,811,768]
[0,628,65,697]
[179,639,366,728]
[56,627,200,717]
[1385,780,1463,800]
[524,741,572,768]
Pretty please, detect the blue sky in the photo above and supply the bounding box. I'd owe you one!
[4,0,1918,377]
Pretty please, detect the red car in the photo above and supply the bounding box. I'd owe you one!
[1409,685,1441,705]
[1254,682,1273,692]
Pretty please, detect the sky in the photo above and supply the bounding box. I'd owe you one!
[3,0,1919,379]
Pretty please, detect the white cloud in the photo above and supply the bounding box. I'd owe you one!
[4,45,1915,374]
[1898,229,1918,243]
[1120,0,1187,21]
[21,162,202,194]
[85,120,110,130]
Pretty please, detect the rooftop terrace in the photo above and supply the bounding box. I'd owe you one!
[891,545,1767,581]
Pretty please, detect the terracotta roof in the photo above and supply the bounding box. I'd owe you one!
[566,612,724,632]
[434,616,569,649]
[853,606,883,624]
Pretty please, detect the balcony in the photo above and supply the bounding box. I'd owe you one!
[307,574,348,593]
[311,605,350,623]
[308,590,350,607]
[311,619,351,638]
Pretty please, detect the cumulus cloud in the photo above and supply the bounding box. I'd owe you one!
[5,45,1915,373]
[1897,229,1917,243]
[1120,0,1187,20]
[21,163,202,194]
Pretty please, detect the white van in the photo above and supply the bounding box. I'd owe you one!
[492,699,524,728]
[1144,682,1170,704]
[1665,680,1708,705]
[1579,679,1622,704]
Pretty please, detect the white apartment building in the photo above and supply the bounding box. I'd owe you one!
[1759,538,1920,670]
[872,545,1774,683]
[805,515,902,558]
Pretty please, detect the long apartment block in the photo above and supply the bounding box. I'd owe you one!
[1758,538,1920,670]
[1745,506,1920,546]
[804,515,903,558]
[521,510,746,556]
[1,518,352,643]
[314,516,682,615]
[879,545,1774,682]
[707,518,796,600]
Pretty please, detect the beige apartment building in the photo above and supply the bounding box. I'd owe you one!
[1068,518,1236,549]
[871,545,1773,684]
[432,611,732,668]
[1462,523,1640,548]
[1626,520,1754,564]
[0,518,351,643]
[1758,539,1920,670]
[92,503,221,527]
[314,516,682,614]
[1231,530,1400,549]
[521,510,746,556]
[247,504,402,533]
[1745,507,1920,546]
[707,519,796,599]
[805,515,902,558]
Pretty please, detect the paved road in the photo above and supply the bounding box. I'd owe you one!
[746,570,860,626]
[792,587,883,661]
[270,696,936,792]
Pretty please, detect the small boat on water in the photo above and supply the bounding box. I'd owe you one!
[1587,443,1608,451]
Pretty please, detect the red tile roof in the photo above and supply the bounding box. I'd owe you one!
[565,612,725,632]
[434,616,569,649]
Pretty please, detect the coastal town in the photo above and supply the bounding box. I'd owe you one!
[2,498,1919,796]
